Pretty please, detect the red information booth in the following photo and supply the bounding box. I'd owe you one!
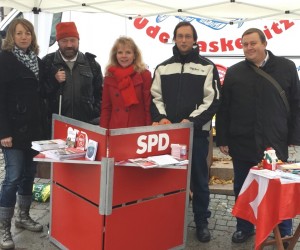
[40,114,193,250]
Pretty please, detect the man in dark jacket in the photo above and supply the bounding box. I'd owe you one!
[151,21,221,243]
[42,22,103,136]
[216,28,300,244]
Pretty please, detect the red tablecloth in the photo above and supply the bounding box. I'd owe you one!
[232,169,300,250]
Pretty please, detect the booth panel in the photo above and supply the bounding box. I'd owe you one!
[113,166,187,205]
[105,192,186,250]
[52,162,101,204]
[51,184,104,250]
[108,127,190,161]
[53,119,107,160]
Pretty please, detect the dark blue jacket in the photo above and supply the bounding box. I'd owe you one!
[151,45,221,136]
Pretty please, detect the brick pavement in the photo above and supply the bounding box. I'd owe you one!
[0,149,299,249]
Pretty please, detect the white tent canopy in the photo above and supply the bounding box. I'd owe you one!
[1,1,300,72]
[1,0,300,23]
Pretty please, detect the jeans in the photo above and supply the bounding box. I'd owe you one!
[0,148,36,207]
[233,158,292,235]
[191,135,211,227]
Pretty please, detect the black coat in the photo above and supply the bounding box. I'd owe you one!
[42,51,102,124]
[0,51,45,150]
[216,51,300,162]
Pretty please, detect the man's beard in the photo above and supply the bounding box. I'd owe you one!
[60,47,78,60]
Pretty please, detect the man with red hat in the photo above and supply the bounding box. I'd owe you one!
[42,21,103,136]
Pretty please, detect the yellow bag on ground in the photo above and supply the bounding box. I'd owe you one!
[32,183,50,202]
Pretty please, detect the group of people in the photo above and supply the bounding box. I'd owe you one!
[0,17,299,250]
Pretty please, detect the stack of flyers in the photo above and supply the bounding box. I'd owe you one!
[31,139,66,151]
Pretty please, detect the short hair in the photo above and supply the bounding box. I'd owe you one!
[106,36,146,74]
[1,18,39,54]
[173,21,198,42]
[242,28,266,43]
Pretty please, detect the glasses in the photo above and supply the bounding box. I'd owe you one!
[176,34,193,40]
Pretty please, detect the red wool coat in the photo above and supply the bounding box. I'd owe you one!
[100,70,152,129]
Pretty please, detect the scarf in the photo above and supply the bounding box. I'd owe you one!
[108,65,139,107]
[13,46,39,80]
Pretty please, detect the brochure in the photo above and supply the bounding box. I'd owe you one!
[278,171,300,181]
[66,128,77,148]
[85,139,98,161]
[128,154,181,168]
[31,139,66,152]
[147,154,180,166]
[41,148,86,160]
[278,163,300,170]
[128,158,158,169]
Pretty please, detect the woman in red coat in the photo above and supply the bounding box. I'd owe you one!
[100,36,152,129]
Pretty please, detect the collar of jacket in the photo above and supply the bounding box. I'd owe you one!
[172,44,200,63]
[53,50,86,65]
[245,50,275,68]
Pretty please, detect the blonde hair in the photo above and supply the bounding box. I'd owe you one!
[105,36,146,74]
[1,18,39,55]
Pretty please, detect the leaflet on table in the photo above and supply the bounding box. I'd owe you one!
[85,139,98,161]
[40,148,86,160]
[127,154,187,169]
[250,169,281,179]
[278,171,300,182]
[173,157,189,165]
[148,154,180,165]
[128,158,158,168]
[250,168,300,181]
[66,128,77,148]
[31,139,66,151]
[277,163,300,170]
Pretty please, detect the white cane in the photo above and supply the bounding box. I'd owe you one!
[58,68,65,116]
[59,93,62,116]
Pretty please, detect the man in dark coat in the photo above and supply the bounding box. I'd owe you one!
[151,22,221,243]
[216,28,300,244]
[42,22,103,134]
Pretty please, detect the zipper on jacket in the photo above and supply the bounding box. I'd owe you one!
[70,66,74,118]
[175,64,185,121]
[65,63,74,118]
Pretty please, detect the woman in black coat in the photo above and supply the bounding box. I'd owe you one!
[0,19,45,249]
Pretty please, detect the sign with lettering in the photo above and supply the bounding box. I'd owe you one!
[108,126,191,161]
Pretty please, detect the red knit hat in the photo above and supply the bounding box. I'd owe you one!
[56,22,79,41]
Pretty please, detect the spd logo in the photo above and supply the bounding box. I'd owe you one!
[136,133,169,154]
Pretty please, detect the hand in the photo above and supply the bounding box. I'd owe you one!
[219,146,229,155]
[152,122,159,126]
[55,69,66,83]
[180,119,190,123]
[1,137,13,148]
[159,118,171,125]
